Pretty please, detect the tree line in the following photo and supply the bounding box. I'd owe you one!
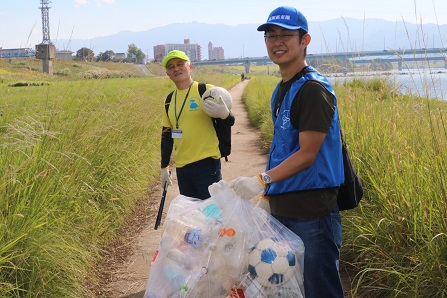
[75,43,146,64]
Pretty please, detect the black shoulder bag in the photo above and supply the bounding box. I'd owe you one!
[337,129,364,211]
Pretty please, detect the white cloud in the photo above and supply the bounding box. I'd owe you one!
[74,0,89,7]
[74,0,113,8]
[96,0,115,5]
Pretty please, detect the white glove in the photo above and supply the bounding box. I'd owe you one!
[160,167,172,186]
[256,197,271,213]
[203,96,230,119]
[208,180,237,203]
[229,175,265,200]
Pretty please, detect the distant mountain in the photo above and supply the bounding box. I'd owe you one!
[53,19,447,59]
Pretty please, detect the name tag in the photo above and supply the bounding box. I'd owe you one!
[172,129,183,139]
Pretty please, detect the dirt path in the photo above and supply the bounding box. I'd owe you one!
[102,80,267,297]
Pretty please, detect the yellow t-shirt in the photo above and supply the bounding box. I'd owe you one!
[162,82,220,168]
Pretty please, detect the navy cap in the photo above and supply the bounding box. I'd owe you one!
[257,6,308,32]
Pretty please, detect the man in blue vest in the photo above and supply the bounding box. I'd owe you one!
[229,6,345,298]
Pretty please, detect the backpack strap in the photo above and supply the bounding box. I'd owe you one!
[165,91,174,115]
[198,82,206,97]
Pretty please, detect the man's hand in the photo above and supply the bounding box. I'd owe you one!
[160,167,172,186]
[229,175,265,200]
[203,96,230,119]
[256,197,271,213]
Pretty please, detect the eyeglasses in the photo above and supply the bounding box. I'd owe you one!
[264,33,300,42]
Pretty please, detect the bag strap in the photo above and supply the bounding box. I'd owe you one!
[198,82,206,97]
[165,91,174,115]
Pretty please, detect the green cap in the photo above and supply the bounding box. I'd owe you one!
[162,50,190,68]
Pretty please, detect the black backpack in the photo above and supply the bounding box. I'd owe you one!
[165,82,233,161]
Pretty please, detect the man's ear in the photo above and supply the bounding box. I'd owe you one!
[301,33,311,47]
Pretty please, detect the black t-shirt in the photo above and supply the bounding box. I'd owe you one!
[275,70,335,133]
[269,69,338,219]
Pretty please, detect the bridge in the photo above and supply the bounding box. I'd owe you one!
[194,48,447,72]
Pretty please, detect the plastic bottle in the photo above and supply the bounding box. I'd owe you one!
[166,248,193,270]
[237,274,268,298]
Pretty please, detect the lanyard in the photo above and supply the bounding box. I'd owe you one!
[174,82,193,129]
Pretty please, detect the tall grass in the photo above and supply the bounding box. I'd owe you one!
[336,79,447,297]
[1,77,163,297]
[243,76,447,297]
[241,76,277,150]
[0,63,239,297]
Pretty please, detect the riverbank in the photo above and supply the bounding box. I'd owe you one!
[327,68,447,100]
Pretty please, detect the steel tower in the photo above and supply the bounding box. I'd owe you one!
[40,0,52,44]
[35,0,55,74]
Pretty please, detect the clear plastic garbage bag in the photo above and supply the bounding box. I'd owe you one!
[144,180,305,298]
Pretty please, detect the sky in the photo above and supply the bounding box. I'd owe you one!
[1,0,446,50]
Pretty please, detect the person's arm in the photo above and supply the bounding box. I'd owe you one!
[265,130,326,183]
[160,126,173,186]
[220,111,235,126]
[161,127,173,168]
[229,131,326,200]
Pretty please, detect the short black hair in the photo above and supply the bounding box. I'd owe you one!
[298,28,307,40]
[298,29,308,57]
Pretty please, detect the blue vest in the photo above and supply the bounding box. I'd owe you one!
[265,66,344,195]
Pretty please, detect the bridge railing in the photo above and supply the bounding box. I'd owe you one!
[194,47,447,66]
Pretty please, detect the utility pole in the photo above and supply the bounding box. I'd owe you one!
[35,0,55,74]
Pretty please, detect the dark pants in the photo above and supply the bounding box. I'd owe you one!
[273,205,344,298]
[176,157,222,200]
